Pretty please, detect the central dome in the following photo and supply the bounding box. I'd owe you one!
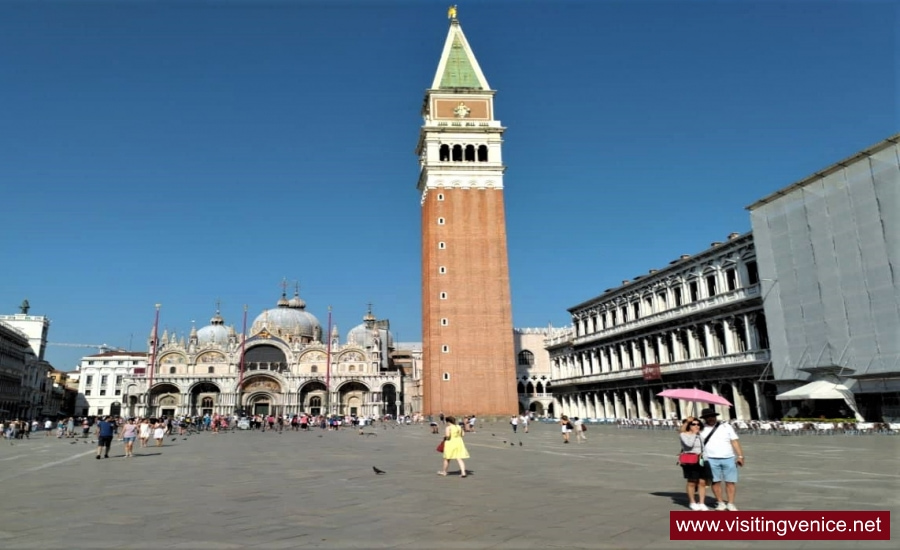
[252,292,322,341]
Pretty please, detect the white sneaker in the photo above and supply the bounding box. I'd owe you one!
[726,503,739,511]
[689,503,701,511]
[715,501,727,511]
[697,503,709,511]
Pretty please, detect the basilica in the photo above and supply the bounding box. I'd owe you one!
[122,291,404,420]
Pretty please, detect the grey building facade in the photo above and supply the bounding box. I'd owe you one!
[748,134,900,421]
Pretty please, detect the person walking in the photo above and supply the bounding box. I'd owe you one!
[560,415,573,443]
[95,416,116,459]
[573,417,587,443]
[120,418,138,458]
[437,416,469,478]
[699,408,744,511]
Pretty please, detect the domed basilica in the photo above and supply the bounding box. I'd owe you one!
[123,290,403,419]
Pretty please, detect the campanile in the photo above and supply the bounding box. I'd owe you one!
[416,8,517,418]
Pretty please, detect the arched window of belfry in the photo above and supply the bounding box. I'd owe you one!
[452,145,463,161]
[477,145,488,162]
[464,145,475,161]
[439,144,450,161]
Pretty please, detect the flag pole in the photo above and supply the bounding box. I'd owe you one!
[325,305,332,416]
[147,303,161,416]
[238,304,248,415]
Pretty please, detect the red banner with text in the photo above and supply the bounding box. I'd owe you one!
[670,511,890,540]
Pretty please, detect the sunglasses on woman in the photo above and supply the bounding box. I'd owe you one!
[689,422,701,426]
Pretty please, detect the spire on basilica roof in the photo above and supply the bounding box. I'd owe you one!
[432,8,490,90]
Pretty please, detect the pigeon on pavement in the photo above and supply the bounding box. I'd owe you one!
[373,467,386,475]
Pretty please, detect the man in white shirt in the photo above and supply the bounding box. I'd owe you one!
[700,408,745,511]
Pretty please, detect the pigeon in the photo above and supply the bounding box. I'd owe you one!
[373,466,386,475]
[317,435,323,438]
[182,438,188,440]
[510,442,514,446]
[171,438,176,442]
[502,440,507,444]
[491,434,496,437]
[519,441,523,446]
[70,441,77,445]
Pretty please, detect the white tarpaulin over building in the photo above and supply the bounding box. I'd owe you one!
[776,380,864,420]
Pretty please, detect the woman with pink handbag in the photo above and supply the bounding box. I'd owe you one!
[678,417,712,510]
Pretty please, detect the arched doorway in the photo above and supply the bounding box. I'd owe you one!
[241,375,283,416]
[299,381,327,416]
[110,402,122,417]
[243,344,289,373]
[338,381,369,417]
[191,382,221,416]
[529,401,545,417]
[149,383,180,418]
[382,384,398,418]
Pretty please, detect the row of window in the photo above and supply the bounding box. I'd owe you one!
[84,388,120,397]
[575,262,759,336]
[86,360,141,366]
[84,375,123,386]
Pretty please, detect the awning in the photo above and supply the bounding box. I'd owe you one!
[776,380,863,421]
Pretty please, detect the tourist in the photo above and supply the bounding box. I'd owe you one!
[560,415,573,444]
[573,417,586,443]
[437,416,469,478]
[678,416,711,510]
[95,416,116,459]
[510,415,518,433]
[153,420,165,447]
[699,408,744,511]
[121,418,138,458]
[139,418,151,447]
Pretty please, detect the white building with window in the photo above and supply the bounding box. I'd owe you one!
[76,351,148,417]
[515,327,564,418]
[545,232,777,421]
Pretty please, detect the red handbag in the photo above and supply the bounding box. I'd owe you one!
[436,440,445,453]
[679,453,699,465]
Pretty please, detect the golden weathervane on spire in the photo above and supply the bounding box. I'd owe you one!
[448,5,457,20]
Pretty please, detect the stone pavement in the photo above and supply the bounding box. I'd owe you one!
[0,422,897,549]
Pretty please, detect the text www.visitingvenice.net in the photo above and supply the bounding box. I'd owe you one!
[669,511,890,540]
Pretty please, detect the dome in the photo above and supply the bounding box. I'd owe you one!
[288,292,306,309]
[252,293,322,340]
[197,307,230,345]
[346,307,393,349]
[197,324,229,345]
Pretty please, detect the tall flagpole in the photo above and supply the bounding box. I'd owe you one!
[147,303,161,415]
[325,306,332,416]
[238,305,248,415]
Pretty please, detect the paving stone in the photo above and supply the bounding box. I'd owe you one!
[0,423,897,548]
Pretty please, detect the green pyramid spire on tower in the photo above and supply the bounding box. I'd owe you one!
[439,35,483,89]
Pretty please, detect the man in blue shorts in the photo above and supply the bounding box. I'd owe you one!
[700,408,745,511]
[95,416,116,459]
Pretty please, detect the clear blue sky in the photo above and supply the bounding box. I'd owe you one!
[1,0,895,371]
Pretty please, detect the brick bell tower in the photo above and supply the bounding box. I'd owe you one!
[416,7,517,419]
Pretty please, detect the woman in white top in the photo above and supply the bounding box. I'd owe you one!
[138,419,152,448]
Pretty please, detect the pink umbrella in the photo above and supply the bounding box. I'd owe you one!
[656,388,732,407]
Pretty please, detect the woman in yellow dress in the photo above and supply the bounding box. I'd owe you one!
[438,416,469,477]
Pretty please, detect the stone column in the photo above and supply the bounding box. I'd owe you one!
[745,314,759,350]
[635,388,647,418]
[663,396,675,419]
[753,381,769,420]
[603,392,613,419]
[624,391,635,419]
[656,334,666,363]
[731,382,751,420]
[710,384,728,418]
[613,391,624,419]
[600,347,610,373]
[703,324,714,358]
[649,394,661,419]
[722,318,734,355]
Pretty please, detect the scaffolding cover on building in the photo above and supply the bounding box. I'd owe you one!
[749,138,900,383]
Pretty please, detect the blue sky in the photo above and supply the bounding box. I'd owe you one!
[1,0,895,371]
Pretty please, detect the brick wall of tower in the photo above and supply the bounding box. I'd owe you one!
[421,187,517,418]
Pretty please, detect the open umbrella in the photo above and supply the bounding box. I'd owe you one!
[656,388,732,418]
